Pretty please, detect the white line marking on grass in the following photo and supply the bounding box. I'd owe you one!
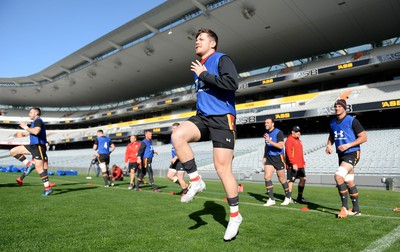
[193,195,400,220]
[38,178,400,221]
[361,224,400,252]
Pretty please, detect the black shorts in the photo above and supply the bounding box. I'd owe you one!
[287,168,306,182]
[25,144,47,161]
[98,154,110,165]
[338,151,360,167]
[188,113,236,149]
[113,176,123,181]
[169,159,184,172]
[265,154,285,170]
[128,162,139,173]
[143,158,152,169]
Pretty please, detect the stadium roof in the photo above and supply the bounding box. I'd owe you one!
[1,0,399,107]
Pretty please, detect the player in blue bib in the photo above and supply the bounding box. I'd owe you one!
[326,99,367,218]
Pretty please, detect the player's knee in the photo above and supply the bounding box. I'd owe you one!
[167,173,174,180]
[10,148,18,156]
[344,174,354,182]
[171,130,184,145]
[335,166,348,179]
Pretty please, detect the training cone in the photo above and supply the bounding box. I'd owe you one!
[300,207,309,211]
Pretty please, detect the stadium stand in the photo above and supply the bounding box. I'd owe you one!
[2,78,399,146]
[1,34,399,189]
[1,129,398,188]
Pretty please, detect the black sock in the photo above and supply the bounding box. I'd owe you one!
[297,186,305,200]
[282,181,291,198]
[182,159,197,174]
[337,183,348,209]
[265,180,274,200]
[102,172,108,185]
[20,172,27,180]
[348,185,360,212]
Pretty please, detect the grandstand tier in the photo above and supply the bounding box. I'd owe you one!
[1,131,399,190]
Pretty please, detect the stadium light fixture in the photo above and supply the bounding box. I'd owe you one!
[69,79,76,86]
[242,8,255,19]
[144,47,154,56]
[87,69,97,79]
[187,32,196,40]
[114,59,122,69]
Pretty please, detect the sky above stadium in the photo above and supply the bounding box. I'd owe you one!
[0,0,166,78]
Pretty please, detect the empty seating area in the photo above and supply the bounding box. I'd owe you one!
[300,130,400,176]
[347,80,400,104]
[1,129,399,185]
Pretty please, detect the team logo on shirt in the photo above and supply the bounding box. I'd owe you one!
[334,130,345,139]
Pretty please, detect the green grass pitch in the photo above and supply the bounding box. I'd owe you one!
[1,172,399,252]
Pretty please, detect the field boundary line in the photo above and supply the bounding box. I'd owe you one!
[7,176,400,221]
[361,224,400,252]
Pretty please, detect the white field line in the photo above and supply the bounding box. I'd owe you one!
[361,224,400,252]
[19,176,400,221]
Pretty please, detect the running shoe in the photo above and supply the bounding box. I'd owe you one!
[181,176,206,203]
[338,207,348,218]
[296,197,308,204]
[348,208,362,216]
[224,213,243,241]
[281,197,292,205]
[263,199,276,206]
[41,188,53,196]
[16,177,23,186]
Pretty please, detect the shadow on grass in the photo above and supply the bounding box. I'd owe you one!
[0,183,22,188]
[247,191,338,216]
[0,181,87,188]
[53,182,90,186]
[305,201,338,215]
[188,201,227,230]
[135,184,168,191]
[247,191,290,203]
[52,186,98,195]
[247,191,268,203]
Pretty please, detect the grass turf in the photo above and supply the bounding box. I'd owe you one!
[1,172,399,252]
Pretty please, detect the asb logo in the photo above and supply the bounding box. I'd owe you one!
[337,63,353,70]
[262,78,274,84]
[381,100,400,108]
[275,113,290,119]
